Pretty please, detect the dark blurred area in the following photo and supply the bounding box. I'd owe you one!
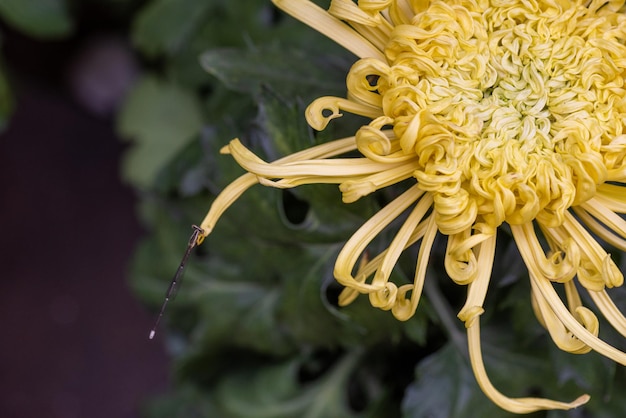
[0,4,170,418]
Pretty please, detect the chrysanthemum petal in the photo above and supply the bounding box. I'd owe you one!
[370,197,430,287]
[530,280,596,354]
[334,184,426,292]
[529,271,626,365]
[306,96,383,131]
[444,228,478,285]
[199,173,260,235]
[467,318,590,413]
[391,214,438,320]
[457,234,496,326]
[338,217,431,306]
[573,202,626,251]
[328,0,393,51]
[596,183,626,213]
[272,0,385,60]
[199,135,359,234]
[588,289,626,338]
[560,211,624,289]
[226,138,404,179]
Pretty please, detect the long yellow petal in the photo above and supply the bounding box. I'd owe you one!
[338,217,430,306]
[391,214,438,320]
[227,138,405,179]
[467,318,590,413]
[574,200,626,251]
[530,279,596,354]
[199,136,358,234]
[328,0,393,51]
[588,290,626,338]
[530,272,626,365]
[373,194,433,288]
[334,184,426,292]
[560,211,623,289]
[457,234,497,326]
[271,0,386,60]
[596,183,626,213]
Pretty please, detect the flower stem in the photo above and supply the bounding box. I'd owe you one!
[424,273,468,360]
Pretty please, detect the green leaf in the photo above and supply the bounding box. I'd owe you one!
[544,345,619,418]
[131,0,211,58]
[403,345,507,418]
[0,0,73,38]
[117,76,203,188]
[279,245,406,348]
[182,268,296,356]
[213,353,365,418]
[403,329,597,418]
[200,46,348,100]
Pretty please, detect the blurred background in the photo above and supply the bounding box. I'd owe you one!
[0,1,339,417]
[0,2,168,417]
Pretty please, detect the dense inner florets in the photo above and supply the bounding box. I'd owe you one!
[352,0,626,233]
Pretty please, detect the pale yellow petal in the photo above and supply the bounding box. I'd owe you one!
[444,228,478,285]
[588,289,626,338]
[306,96,383,131]
[199,173,260,235]
[226,138,405,179]
[199,135,358,234]
[467,318,590,414]
[368,193,433,307]
[338,217,430,306]
[271,0,386,60]
[596,183,626,213]
[391,214,438,320]
[338,162,418,203]
[574,200,626,251]
[334,184,426,292]
[530,280,595,354]
[560,211,624,289]
[328,0,393,51]
[529,271,626,365]
[457,234,497,326]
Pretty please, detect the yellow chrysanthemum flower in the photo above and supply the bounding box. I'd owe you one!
[191,0,626,413]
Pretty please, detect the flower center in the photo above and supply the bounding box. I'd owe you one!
[354,0,626,233]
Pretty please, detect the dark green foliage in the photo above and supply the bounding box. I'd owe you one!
[0,0,73,39]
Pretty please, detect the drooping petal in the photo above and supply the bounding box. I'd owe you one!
[334,184,426,292]
[467,317,591,413]
[391,214,438,320]
[574,199,626,251]
[560,211,624,289]
[530,271,626,365]
[368,193,433,309]
[457,233,497,325]
[588,289,626,338]
[530,279,596,354]
[338,217,431,306]
[512,224,626,364]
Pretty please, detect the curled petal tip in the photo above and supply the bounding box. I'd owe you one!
[571,394,591,409]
